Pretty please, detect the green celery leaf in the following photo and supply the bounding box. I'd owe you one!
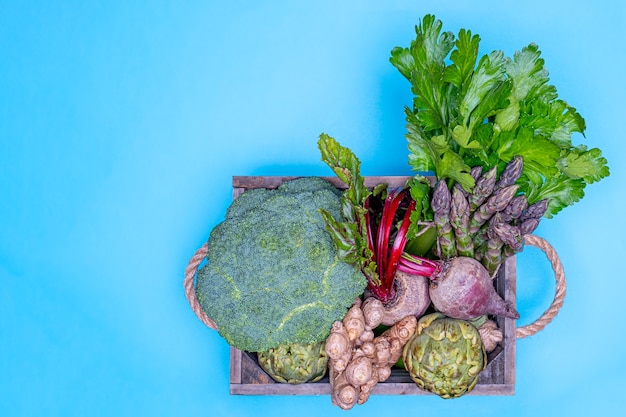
[391,15,609,218]
[449,48,510,153]
[505,43,551,102]
[458,50,507,125]
[557,145,610,183]
[444,28,480,89]
[468,79,511,130]
[471,120,496,150]
[423,135,474,190]
[407,175,433,218]
[495,127,561,178]
[462,122,496,167]
[523,175,586,218]
[389,46,415,81]
[451,124,481,149]
[398,15,456,133]
[494,100,520,132]
[406,175,434,241]
[414,14,455,65]
[406,129,436,173]
[520,99,586,148]
[437,150,475,191]
[410,66,448,131]
[496,44,551,132]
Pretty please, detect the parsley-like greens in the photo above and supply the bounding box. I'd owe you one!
[390,14,609,217]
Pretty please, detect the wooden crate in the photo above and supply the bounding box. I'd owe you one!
[228,175,516,396]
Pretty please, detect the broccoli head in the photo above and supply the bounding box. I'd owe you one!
[196,177,367,352]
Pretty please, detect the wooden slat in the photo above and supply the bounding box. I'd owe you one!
[503,256,517,387]
[228,175,516,396]
[231,380,514,396]
[229,346,242,385]
[232,175,415,190]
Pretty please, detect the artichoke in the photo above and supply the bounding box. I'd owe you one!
[257,341,329,384]
[402,313,486,398]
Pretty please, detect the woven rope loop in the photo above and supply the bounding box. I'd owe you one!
[183,234,566,339]
[515,234,566,339]
[183,243,217,330]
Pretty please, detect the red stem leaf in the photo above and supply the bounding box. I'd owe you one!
[363,196,375,254]
[376,189,401,277]
[398,252,441,278]
[384,199,416,292]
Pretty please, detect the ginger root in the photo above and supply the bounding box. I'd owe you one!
[325,297,417,410]
[477,318,503,352]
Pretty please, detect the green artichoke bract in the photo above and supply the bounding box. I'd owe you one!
[402,313,486,398]
[257,341,329,384]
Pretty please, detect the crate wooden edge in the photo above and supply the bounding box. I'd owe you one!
[229,345,515,396]
[230,380,514,396]
[232,175,417,192]
[228,175,517,396]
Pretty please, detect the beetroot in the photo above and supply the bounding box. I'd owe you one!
[429,257,519,320]
[378,271,430,326]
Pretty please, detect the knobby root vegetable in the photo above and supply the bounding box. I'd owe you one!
[477,318,503,352]
[325,298,417,410]
[429,257,519,320]
[373,316,417,382]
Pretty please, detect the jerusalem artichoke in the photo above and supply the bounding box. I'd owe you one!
[325,298,417,410]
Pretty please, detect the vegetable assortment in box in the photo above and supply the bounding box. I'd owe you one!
[184,14,609,409]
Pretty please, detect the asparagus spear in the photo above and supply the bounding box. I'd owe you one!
[519,218,540,235]
[431,180,456,259]
[470,166,483,181]
[495,156,524,190]
[450,186,474,257]
[503,195,528,223]
[469,184,519,234]
[468,166,497,211]
[482,216,522,273]
[520,198,550,222]
[502,198,549,256]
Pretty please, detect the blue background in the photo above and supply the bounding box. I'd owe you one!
[1,1,624,416]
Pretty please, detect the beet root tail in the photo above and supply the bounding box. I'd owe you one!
[490,299,520,320]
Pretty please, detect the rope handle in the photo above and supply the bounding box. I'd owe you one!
[515,234,566,339]
[183,243,217,330]
[183,234,566,338]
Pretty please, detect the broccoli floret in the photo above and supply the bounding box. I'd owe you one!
[196,177,366,353]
